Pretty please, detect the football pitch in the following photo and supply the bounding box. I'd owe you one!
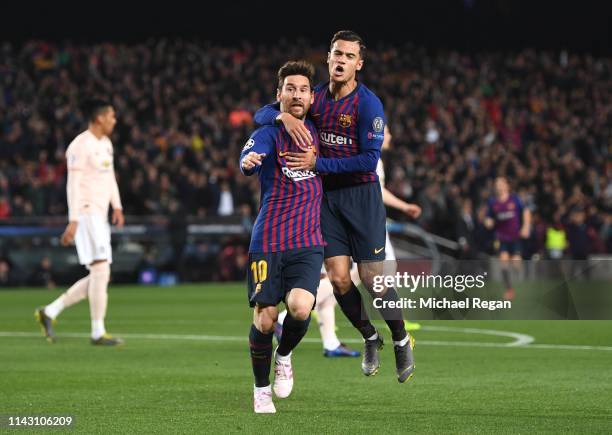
[1,284,611,433]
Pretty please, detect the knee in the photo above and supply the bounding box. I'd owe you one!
[329,273,352,294]
[288,305,312,322]
[89,261,110,281]
[254,312,276,334]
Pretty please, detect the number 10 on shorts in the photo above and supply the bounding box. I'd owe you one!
[250,260,267,293]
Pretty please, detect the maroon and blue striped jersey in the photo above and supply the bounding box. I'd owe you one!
[254,82,386,191]
[239,121,324,253]
[487,194,524,242]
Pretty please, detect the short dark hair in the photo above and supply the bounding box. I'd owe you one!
[330,30,366,59]
[277,60,315,91]
[82,98,112,123]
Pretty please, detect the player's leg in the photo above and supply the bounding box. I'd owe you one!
[508,247,522,300]
[358,260,415,382]
[273,247,321,398]
[347,183,414,382]
[384,231,420,332]
[247,251,283,412]
[499,248,515,300]
[326,255,377,339]
[272,287,313,398]
[86,215,122,345]
[88,260,122,345]
[321,191,376,339]
[274,309,287,342]
[251,304,278,413]
[36,214,93,342]
[36,275,90,342]
[317,275,360,357]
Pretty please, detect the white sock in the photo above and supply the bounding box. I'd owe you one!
[88,262,110,339]
[254,385,272,393]
[275,349,291,362]
[367,332,379,341]
[394,334,410,347]
[44,299,64,320]
[91,319,106,339]
[320,308,341,351]
[316,277,341,350]
[277,310,287,325]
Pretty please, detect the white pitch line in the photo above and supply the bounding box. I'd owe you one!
[3,329,612,351]
[419,325,535,346]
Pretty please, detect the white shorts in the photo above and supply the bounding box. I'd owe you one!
[74,214,112,266]
[385,231,396,261]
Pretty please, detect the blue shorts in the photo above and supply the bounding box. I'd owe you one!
[320,182,386,262]
[247,246,323,307]
[497,239,522,256]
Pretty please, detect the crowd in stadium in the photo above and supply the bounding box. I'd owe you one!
[0,39,610,262]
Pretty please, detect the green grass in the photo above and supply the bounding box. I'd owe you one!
[1,284,611,433]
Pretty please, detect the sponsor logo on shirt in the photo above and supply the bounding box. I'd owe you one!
[281,167,317,181]
[320,132,352,146]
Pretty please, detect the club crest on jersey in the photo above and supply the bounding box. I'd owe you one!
[338,113,352,128]
[372,117,384,133]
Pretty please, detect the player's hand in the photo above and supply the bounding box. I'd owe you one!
[112,208,125,228]
[279,112,313,150]
[520,224,530,238]
[484,217,494,229]
[241,152,266,171]
[61,221,78,246]
[284,148,316,171]
[403,203,422,219]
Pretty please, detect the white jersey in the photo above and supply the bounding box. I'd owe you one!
[66,130,122,221]
[66,130,120,266]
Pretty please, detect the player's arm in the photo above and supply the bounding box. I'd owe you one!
[382,187,421,219]
[239,129,273,176]
[254,102,312,149]
[520,200,531,238]
[62,144,84,246]
[484,200,495,229]
[110,168,125,228]
[285,97,384,173]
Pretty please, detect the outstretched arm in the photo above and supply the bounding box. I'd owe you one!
[382,187,421,219]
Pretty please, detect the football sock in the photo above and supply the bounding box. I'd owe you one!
[502,268,512,290]
[316,277,341,350]
[249,324,273,388]
[45,276,90,319]
[91,320,105,339]
[276,312,311,357]
[376,287,407,342]
[89,262,110,339]
[277,309,287,326]
[334,283,376,340]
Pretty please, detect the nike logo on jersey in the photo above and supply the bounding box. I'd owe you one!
[374,247,385,254]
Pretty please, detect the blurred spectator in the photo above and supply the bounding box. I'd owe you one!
[29,255,56,289]
[217,181,234,216]
[0,257,14,286]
